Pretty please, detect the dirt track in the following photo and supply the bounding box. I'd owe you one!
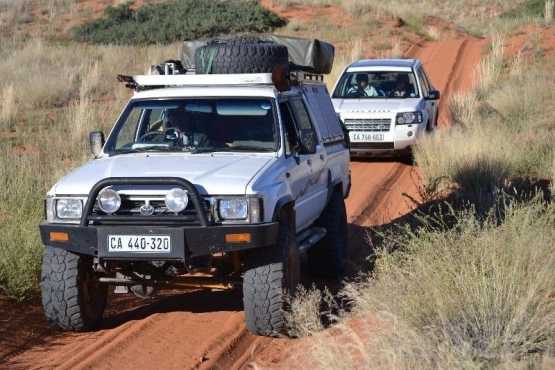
[2,37,485,370]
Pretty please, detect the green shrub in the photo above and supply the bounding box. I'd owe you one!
[72,0,286,45]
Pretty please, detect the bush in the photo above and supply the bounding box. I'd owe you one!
[304,199,555,370]
[72,0,286,45]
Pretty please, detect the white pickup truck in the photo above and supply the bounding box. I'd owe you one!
[332,59,440,159]
[39,38,350,337]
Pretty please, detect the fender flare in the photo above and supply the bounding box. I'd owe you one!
[272,195,295,223]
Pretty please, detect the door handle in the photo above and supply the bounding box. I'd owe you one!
[307,159,312,166]
[319,154,325,161]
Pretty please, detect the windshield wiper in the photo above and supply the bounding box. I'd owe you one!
[113,146,179,155]
[190,146,272,154]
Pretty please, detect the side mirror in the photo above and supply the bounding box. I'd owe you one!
[89,131,105,158]
[427,90,440,100]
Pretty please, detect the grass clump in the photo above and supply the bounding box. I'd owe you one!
[414,39,554,206]
[340,200,555,369]
[72,0,286,45]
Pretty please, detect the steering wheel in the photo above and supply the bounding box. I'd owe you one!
[346,90,364,98]
[138,128,181,144]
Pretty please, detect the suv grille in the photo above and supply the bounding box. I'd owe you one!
[90,195,211,225]
[344,118,391,132]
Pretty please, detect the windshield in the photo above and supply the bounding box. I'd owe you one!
[332,71,420,99]
[106,98,278,154]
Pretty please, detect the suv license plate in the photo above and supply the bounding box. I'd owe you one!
[349,132,384,142]
[107,235,171,253]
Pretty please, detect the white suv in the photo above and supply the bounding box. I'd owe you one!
[39,60,350,336]
[332,59,440,158]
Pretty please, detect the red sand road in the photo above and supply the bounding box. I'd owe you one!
[1,38,485,370]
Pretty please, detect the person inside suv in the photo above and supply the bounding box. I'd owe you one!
[347,73,380,97]
[391,74,413,98]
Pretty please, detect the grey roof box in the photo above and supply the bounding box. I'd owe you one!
[181,35,335,75]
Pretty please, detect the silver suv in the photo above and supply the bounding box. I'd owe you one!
[39,68,350,336]
[332,59,440,158]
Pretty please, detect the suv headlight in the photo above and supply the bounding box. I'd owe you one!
[56,198,83,219]
[216,197,262,223]
[46,196,87,223]
[218,198,248,220]
[396,111,423,125]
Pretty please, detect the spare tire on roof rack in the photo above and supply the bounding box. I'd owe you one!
[194,38,289,75]
[184,35,334,75]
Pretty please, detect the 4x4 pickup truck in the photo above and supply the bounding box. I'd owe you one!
[39,38,350,336]
[332,59,440,159]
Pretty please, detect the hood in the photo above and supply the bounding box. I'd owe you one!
[332,98,421,114]
[53,153,273,196]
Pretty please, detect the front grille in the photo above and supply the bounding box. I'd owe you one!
[344,118,391,132]
[350,142,394,150]
[90,195,211,225]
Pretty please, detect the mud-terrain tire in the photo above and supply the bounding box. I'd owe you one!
[307,189,348,278]
[195,38,289,74]
[41,246,107,331]
[243,212,300,336]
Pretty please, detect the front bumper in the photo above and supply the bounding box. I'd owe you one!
[39,222,279,261]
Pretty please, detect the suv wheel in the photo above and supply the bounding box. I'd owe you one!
[41,246,107,331]
[243,212,300,336]
[308,189,348,278]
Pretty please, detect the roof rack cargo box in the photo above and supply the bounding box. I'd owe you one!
[181,35,335,75]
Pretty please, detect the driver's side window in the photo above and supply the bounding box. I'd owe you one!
[115,108,142,150]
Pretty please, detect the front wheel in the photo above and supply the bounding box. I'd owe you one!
[41,246,107,331]
[243,212,300,336]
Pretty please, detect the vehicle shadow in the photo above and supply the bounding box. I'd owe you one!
[101,288,243,330]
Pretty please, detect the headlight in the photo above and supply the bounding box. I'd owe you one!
[97,187,121,214]
[218,198,248,220]
[56,198,83,219]
[165,188,189,213]
[396,111,423,125]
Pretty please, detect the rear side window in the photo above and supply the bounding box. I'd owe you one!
[289,98,318,154]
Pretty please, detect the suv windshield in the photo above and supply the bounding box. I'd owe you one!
[333,71,420,99]
[106,98,278,154]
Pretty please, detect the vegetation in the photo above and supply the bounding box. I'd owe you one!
[415,35,554,207]
[298,199,555,369]
[72,0,286,45]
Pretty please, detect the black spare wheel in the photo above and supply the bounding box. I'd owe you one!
[195,38,289,74]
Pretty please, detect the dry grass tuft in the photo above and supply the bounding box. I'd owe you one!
[545,0,554,23]
[294,200,555,370]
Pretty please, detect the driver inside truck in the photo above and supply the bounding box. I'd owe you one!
[164,107,209,147]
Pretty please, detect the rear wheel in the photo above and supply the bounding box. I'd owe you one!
[41,246,107,331]
[243,211,300,336]
[307,189,348,278]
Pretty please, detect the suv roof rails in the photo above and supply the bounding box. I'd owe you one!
[117,71,325,91]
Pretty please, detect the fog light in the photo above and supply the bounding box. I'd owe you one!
[50,232,69,242]
[407,131,413,137]
[225,233,251,244]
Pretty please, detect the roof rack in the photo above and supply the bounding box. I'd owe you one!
[117,71,324,91]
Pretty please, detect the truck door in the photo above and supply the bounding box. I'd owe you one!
[288,97,327,230]
[279,98,326,232]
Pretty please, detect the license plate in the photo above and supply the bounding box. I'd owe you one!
[107,235,171,253]
[349,132,385,142]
